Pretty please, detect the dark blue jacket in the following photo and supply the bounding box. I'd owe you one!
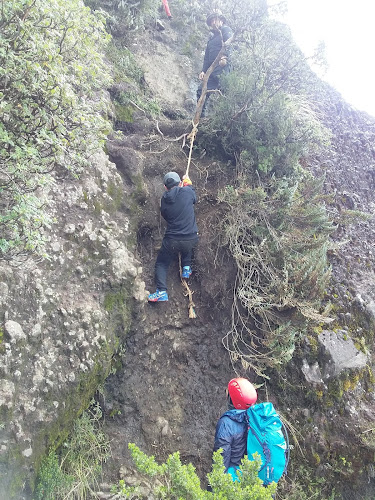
[213,410,248,471]
[161,185,198,240]
[202,25,233,78]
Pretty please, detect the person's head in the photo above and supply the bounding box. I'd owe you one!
[163,171,181,190]
[227,378,257,409]
[206,10,226,30]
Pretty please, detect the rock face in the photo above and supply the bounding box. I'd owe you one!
[0,150,146,497]
[302,329,368,386]
[319,330,368,378]
[98,27,375,500]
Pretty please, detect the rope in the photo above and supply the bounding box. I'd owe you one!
[179,254,196,319]
[177,33,233,317]
[178,120,199,319]
[185,120,199,178]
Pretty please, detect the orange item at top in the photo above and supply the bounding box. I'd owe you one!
[162,0,172,18]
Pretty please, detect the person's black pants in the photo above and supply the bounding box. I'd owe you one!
[155,236,198,291]
[197,75,220,116]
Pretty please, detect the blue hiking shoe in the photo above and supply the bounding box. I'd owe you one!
[181,266,192,279]
[148,289,168,302]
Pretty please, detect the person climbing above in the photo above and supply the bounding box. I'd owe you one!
[213,378,258,476]
[148,172,198,303]
[197,10,233,116]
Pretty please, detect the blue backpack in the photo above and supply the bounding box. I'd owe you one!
[246,402,290,485]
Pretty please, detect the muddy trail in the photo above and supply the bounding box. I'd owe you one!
[99,125,255,487]
[90,19,255,489]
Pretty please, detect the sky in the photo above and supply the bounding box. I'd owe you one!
[270,0,375,117]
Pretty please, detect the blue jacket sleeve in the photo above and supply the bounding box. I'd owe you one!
[202,45,210,73]
[213,418,233,471]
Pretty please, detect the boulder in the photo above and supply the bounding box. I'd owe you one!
[302,359,324,385]
[4,320,26,344]
[318,330,367,378]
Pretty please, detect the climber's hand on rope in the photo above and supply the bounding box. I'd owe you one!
[219,56,227,67]
[182,175,192,187]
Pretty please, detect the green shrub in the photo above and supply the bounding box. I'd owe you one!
[0,0,112,258]
[35,403,110,499]
[220,174,334,375]
[197,1,333,375]
[120,444,276,499]
[85,0,159,34]
[34,451,74,500]
[114,91,161,121]
[106,39,145,85]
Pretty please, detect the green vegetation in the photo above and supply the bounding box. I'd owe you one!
[219,175,334,375]
[114,444,277,499]
[0,0,111,259]
[279,463,335,500]
[114,90,161,122]
[85,0,159,34]
[34,451,74,500]
[35,403,110,500]
[104,284,132,329]
[107,39,145,85]
[200,0,334,375]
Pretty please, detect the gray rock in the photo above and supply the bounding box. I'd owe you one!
[318,330,367,378]
[30,323,42,338]
[0,282,9,304]
[51,241,61,252]
[22,447,33,458]
[0,380,15,408]
[63,223,76,234]
[366,301,375,321]
[110,244,138,279]
[302,359,324,385]
[4,320,26,343]
[133,278,147,302]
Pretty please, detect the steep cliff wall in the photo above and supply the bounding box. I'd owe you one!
[0,148,147,497]
[97,23,375,500]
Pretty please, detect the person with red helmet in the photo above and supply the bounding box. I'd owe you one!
[212,378,257,477]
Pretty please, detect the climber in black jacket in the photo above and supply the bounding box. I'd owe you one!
[197,10,233,116]
[148,172,198,303]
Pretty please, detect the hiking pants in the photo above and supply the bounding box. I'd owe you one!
[155,236,198,291]
[196,75,220,116]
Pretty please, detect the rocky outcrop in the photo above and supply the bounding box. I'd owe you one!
[0,151,146,497]
[302,329,368,385]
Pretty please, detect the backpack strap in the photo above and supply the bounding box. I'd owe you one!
[248,426,271,471]
[281,420,290,474]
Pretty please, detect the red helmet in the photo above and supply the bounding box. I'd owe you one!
[228,378,257,409]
